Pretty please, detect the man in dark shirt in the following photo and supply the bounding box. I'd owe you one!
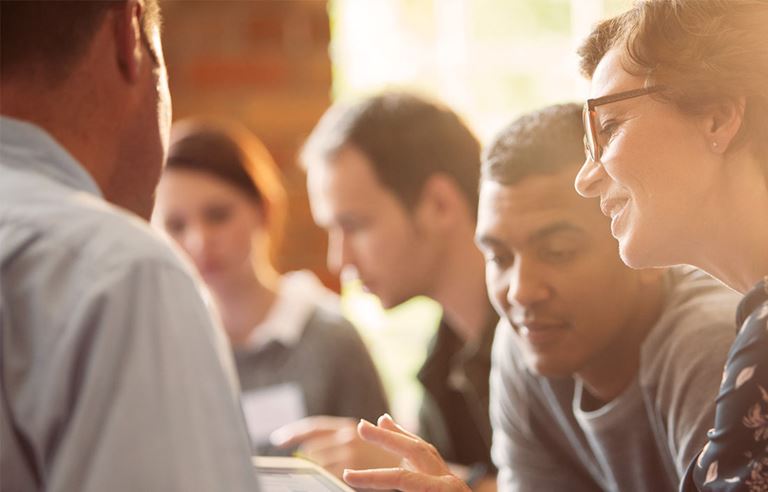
[271,92,496,487]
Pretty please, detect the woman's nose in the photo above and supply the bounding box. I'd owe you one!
[574,157,604,198]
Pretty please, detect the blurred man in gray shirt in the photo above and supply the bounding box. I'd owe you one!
[0,1,258,490]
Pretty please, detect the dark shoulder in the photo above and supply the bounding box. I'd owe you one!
[295,308,383,380]
[733,280,768,351]
[302,307,362,342]
[736,277,768,328]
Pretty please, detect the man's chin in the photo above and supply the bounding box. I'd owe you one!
[377,297,401,311]
[526,357,573,379]
[375,292,410,311]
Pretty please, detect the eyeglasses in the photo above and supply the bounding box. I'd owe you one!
[582,86,665,162]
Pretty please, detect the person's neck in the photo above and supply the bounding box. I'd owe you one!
[576,271,666,406]
[691,157,768,294]
[429,227,491,343]
[208,266,279,347]
[1,79,118,199]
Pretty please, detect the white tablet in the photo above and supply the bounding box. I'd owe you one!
[252,456,355,492]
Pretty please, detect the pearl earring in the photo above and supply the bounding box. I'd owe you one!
[712,141,719,149]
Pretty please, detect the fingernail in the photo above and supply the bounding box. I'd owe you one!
[269,429,288,446]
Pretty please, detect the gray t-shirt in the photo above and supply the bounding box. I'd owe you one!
[0,117,258,491]
[490,267,740,492]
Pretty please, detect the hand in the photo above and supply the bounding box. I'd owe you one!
[270,415,401,479]
[342,414,470,492]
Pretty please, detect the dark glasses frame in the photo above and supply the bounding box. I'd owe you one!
[582,86,666,162]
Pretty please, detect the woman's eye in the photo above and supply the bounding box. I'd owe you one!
[542,249,574,262]
[598,120,619,139]
[539,243,580,263]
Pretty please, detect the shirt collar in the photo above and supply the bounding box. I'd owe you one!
[417,305,497,388]
[736,276,768,330]
[245,271,338,351]
[0,116,102,197]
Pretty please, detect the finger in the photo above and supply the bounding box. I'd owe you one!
[300,426,357,456]
[301,443,350,473]
[343,468,426,490]
[343,468,467,492]
[270,416,355,447]
[377,413,421,440]
[323,462,347,481]
[357,420,450,475]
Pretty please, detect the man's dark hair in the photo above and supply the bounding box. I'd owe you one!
[1,0,160,84]
[301,92,482,213]
[482,103,584,186]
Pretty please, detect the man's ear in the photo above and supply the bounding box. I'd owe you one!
[414,174,467,230]
[113,0,143,82]
[703,96,746,154]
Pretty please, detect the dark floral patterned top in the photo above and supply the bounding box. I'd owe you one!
[681,276,768,491]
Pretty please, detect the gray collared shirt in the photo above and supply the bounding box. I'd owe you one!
[0,116,258,491]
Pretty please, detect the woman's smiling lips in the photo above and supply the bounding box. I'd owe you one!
[601,196,630,237]
[600,196,629,220]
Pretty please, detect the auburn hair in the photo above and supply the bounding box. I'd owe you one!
[166,119,288,265]
[578,0,768,161]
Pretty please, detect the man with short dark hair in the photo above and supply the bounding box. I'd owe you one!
[272,93,497,486]
[478,103,737,491]
[340,104,740,492]
[0,1,258,490]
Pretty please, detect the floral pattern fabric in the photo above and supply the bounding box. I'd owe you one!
[682,277,768,491]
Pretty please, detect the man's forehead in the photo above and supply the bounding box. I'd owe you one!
[479,170,582,213]
[308,164,394,228]
[308,147,382,194]
[476,172,594,243]
[476,212,584,248]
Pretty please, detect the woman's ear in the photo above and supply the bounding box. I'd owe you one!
[704,96,746,154]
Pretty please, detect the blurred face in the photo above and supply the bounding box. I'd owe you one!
[574,48,715,268]
[306,146,441,309]
[476,167,655,378]
[153,169,265,284]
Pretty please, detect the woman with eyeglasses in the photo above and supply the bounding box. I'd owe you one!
[152,119,388,453]
[574,1,768,490]
[308,2,767,492]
